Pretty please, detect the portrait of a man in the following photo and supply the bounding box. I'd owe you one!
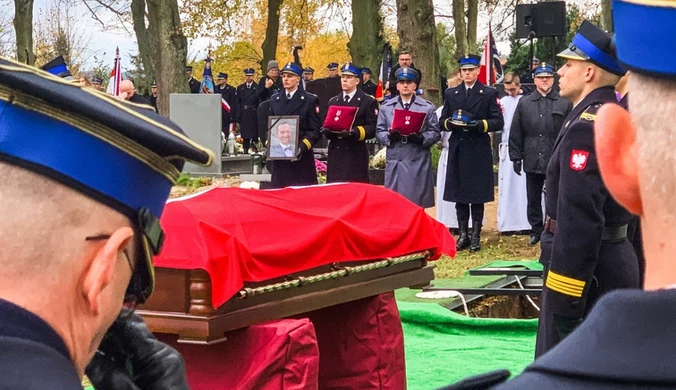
[267,116,299,160]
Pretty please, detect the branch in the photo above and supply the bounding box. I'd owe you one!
[81,0,106,27]
[89,0,128,16]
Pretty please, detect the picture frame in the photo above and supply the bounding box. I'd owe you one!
[267,115,300,161]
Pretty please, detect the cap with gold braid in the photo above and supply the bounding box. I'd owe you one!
[613,0,676,77]
[0,56,213,303]
[557,20,626,76]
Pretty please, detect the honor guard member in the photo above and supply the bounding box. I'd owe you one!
[440,2,676,388]
[237,68,260,150]
[303,67,315,82]
[215,72,237,138]
[257,60,283,103]
[327,62,339,78]
[376,67,440,208]
[91,76,103,91]
[322,63,379,183]
[0,56,213,388]
[361,67,378,96]
[268,62,322,188]
[509,63,572,245]
[439,54,504,252]
[532,20,638,358]
[149,80,158,112]
[187,66,200,94]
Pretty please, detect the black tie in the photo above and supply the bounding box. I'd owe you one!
[465,87,470,98]
[287,93,292,103]
[404,103,410,110]
[344,95,350,104]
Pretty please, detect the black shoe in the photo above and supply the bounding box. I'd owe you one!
[456,221,470,251]
[470,221,482,252]
[529,234,541,246]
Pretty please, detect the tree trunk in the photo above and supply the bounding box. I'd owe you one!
[466,0,478,53]
[13,0,35,65]
[147,0,188,116]
[452,0,467,57]
[131,0,156,85]
[600,0,613,33]
[395,0,441,106]
[261,0,282,73]
[348,0,384,75]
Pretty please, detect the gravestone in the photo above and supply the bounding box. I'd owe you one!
[170,94,223,176]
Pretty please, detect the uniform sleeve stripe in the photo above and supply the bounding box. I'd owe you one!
[303,139,312,150]
[548,271,586,287]
[357,126,366,141]
[444,118,451,131]
[546,277,585,294]
[482,119,488,133]
[546,279,584,297]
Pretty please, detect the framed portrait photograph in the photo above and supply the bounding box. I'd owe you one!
[267,115,300,161]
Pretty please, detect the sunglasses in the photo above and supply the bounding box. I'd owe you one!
[85,234,141,309]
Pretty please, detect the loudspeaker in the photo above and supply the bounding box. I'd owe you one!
[515,4,537,39]
[535,1,566,37]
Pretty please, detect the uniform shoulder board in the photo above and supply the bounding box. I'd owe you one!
[305,91,318,98]
[436,370,510,390]
[365,94,376,100]
[581,103,602,122]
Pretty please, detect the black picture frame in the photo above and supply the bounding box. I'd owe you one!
[267,115,300,161]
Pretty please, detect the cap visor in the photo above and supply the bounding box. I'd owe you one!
[557,48,586,61]
[535,73,555,77]
[459,64,479,69]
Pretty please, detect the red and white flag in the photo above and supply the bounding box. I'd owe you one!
[221,97,231,113]
[478,23,504,86]
[106,47,122,96]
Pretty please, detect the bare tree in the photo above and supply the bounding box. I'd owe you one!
[13,0,35,64]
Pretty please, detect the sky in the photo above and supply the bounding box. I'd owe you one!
[8,0,600,71]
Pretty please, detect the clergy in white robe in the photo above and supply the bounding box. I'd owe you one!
[435,107,459,229]
[497,90,531,232]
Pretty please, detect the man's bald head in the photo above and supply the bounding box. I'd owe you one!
[119,80,135,100]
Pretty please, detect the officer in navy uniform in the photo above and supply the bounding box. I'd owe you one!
[439,3,676,388]
[361,67,378,96]
[237,68,260,150]
[532,20,638,358]
[327,62,339,78]
[322,63,379,183]
[0,56,211,388]
[187,66,200,94]
[214,72,237,137]
[149,80,158,112]
[268,62,322,188]
[303,67,315,82]
[439,54,504,252]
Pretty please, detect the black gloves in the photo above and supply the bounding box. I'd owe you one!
[321,127,335,140]
[86,311,189,390]
[513,160,522,176]
[388,130,401,144]
[322,128,351,140]
[465,120,481,132]
[406,133,424,145]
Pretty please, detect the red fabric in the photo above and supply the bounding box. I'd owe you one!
[156,319,319,390]
[156,183,455,307]
[322,105,358,131]
[303,292,406,389]
[392,109,426,135]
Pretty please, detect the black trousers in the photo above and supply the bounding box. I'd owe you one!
[243,138,259,151]
[456,203,485,223]
[526,173,546,234]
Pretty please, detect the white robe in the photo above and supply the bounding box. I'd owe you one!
[497,95,532,232]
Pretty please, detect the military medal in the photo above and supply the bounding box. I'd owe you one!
[405,116,411,125]
[334,110,341,122]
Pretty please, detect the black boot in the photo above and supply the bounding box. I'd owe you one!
[470,221,482,252]
[456,220,470,251]
[529,231,541,246]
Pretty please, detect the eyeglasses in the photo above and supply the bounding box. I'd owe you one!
[85,234,139,309]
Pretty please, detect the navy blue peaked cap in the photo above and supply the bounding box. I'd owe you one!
[558,20,626,76]
[40,55,72,79]
[0,56,213,303]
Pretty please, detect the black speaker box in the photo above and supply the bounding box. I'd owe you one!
[535,1,566,37]
[515,4,538,39]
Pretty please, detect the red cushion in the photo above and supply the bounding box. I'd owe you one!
[156,318,319,390]
[304,292,407,389]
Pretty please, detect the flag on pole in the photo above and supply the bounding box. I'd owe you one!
[376,43,392,101]
[106,47,122,96]
[221,97,231,113]
[478,23,504,86]
[200,53,215,94]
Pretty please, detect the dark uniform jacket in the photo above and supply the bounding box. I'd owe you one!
[128,93,152,107]
[236,82,259,140]
[324,89,379,183]
[268,90,322,188]
[0,299,82,389]
[508,90,572,174]
[257,76,283,103]
[388,63,422,97]
[188,77,200,94]
[536,86,639,357]
[441,290,676,389]
[215,83,237,132]
[149,95,158,112]
[439,81,504,204]
[362,79,378,96]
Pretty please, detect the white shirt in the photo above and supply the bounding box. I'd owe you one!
[343,89,357,102]
[464,82,476,92]
[285,88,299,99]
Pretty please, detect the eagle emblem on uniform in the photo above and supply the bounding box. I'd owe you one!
[570,149,589,171]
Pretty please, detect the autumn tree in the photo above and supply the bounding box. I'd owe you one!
[348,0,385,74]
[261,0,282,70]
[395,0,441,105]
[13,0,35,64]
[452,0,478,57]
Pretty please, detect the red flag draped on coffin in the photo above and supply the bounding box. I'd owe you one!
[156,183,455,307]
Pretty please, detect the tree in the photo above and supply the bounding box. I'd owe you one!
[146,0,188,115]
[600,0,612,33]
[131,0,155,84]
[452,0,478,57]
[261,0,282,71]
[13,0,35,64]
[437,23,457,78]
[395,0,441,105]
[348,0,384,74]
